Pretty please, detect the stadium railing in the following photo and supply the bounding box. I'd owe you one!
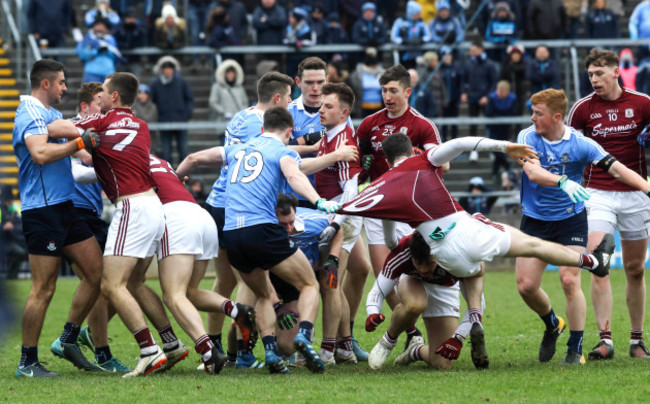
[1,0,23,75]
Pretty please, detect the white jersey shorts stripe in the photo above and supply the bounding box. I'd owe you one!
[105,195,165,258]
[155,201,219,261]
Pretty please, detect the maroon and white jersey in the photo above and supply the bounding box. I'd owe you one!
[341,153,463,227]
[75,108,156,202]
[383,234,458,286]
[568,88,650,191]
[315,124,362,200]
[357,106,441,181]
[149,155,196,205]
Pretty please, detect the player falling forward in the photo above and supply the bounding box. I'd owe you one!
[518,89,650,365]
[221,107,343,374]
[340,134,616,327]
[568,48,650,359]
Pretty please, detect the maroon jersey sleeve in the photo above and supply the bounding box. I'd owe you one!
[567,95,590,134]
[150,155,196,205]
[409,108,441,149]
[381,234,414,280]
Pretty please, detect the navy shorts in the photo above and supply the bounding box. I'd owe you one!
[223,223,297,274]
[22,201,94,257]
[206,204,225,249]
[520,210,587,247]
[270,272,300,303]
[76,208,109,251]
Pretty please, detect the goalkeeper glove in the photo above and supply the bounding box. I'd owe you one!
[365,313,385,332]
[557,175,590,204]
[273,302,298,330]
[435,336,463,360]
[315,198,341,214]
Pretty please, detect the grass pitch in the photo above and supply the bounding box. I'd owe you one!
[1,270,650,403]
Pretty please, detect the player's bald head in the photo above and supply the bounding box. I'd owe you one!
[382,133,413,165]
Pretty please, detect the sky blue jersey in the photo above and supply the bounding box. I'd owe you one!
[291,207,329,267]
[70,158,103,216]
[224,133,301,230]
[206,107,265,209]
[518,125,608,221]
[12,96,73,211]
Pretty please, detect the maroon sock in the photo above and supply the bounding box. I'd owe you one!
[221,300,235,317]
[631,330,643,341]
[157,324,178,346]
[600,330,612,341]
[469,309,482,324]
[195,334,215,356]
[406,326,418,335]
[134,328,156,350]
[337,336,353,352]
[321,338,336,353]
[579,254,595,269]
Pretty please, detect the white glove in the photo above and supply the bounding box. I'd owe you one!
[558,175,590,203]
[315,198,341,214]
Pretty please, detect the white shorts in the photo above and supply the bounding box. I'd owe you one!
[397,274,461,318]
[152,201,219,261]
[364,217,412,245]
[105,195,165,258]
[585,188,650,240]
[341,215,363,253]
[416,212,511,278]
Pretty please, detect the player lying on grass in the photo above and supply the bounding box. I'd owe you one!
[340,133,616,337]
[365,231,488,371]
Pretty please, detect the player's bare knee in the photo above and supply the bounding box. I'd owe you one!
[517,278,538,298]
[32,281,56,303]
[624,263,645,282]
[402,297,427,315]
[559,271,580,293]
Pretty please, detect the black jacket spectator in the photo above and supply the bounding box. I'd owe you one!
[461,54,498,104]
[526,47,560,93]
[217,0,248,44]
[478,0,521,36]
[351,3,389,47]
[585,6,620,39]
[112,9,147,51]
[28,0,71,48]
[325,13,349,44]
[252,0,288,45]
[206,6,237,47]
[526,0,568,39]
[500,44,528,114]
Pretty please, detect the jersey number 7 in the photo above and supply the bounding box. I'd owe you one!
[105,129,138,151]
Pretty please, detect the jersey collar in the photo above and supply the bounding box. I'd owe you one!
[325,122,347,140]
[541,125,571,144]
[261,132,284,142]
[20,95,47,110]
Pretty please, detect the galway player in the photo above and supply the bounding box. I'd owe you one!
[568,49,650,359]
[13,60,102,377]
[340,134,617,326]
[519,89,650,365]
[221,107,341,374]
[365,231,489,371]
[356,64,442,325]
[48,73,168,378]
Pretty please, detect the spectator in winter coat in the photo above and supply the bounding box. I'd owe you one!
[85,0,121,28]
[439,46,463,140]
[408,69,437,118]
[478,0,521,36]
[112,7,147,76]
[630,0,650,61]
[149,56,194,165]
[215,0,248,45]
[485,1,518,49]
[252,0,288,45]
[154,2,186,49]
[429,0,464,45]
[526,0,567,39]
[619,49,638,91]
[461,41,498,138]
[349,47,386,117]
[417,51,447,114]
[526,45,560,94]
[486,80,518,176]
[352,2,389,47]
[132,84,160,155]
[208,59,249,121]
[391,1,432,67]
[27,0,72,49]
[325,13,348,44]
[309,3,328,42]
[562,0,587,39]
[76,18,121,83]
[500,43,528,115]
[459,177,498,215]
[635,56,650,95]
[284,7,316,47]
[585,0,620,40]
[206,6,237,48]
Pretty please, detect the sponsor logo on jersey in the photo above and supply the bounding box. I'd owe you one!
[561,153,571,163]
[591,121,638,137]
[47,241,56,251]
[571,236,584,243]
[372,126,380,131]
[399,127,408,134]
[626,108,634,118]
[590,113,603,119]
[107,117,140,129]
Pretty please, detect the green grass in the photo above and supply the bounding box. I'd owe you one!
[2,270,650,403]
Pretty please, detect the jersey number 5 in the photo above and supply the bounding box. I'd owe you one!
[105,129,138,151]
[230,150,264,184]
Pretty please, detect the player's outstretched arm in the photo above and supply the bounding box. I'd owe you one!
[25,133,86,165]
[175,146,225,178]
[607,160,650,194]
[428,137,537,167]
[522,161,590,204]
[280,156,340,213]
[299,143,359,175]
[46,119,82,140]
[365,274,395,331]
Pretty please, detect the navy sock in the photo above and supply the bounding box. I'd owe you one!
[540,309,559,331]
[298,321,314,342]
[95,346,113,364]
[20,346,38,367]
[567,330,584,354]
[209,333,221,346]
[237,339,251,355]
[350,321,355,337]
[262,336,280,356]
[60,322,81,344]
